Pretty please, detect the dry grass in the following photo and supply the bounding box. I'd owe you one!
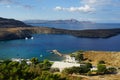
[81,74,120,80]
[83,51,120,67]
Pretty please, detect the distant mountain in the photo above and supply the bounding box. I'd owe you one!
[24,19,92,24]
[0,17,30,28]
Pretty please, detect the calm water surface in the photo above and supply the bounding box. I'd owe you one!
[29,23,120,30]
[0,34,120,60]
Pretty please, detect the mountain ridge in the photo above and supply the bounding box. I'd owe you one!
[23,19,93,24]
[0,17,31,28]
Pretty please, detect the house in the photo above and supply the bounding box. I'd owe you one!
[64,55,78,63]
[11,58,32,65]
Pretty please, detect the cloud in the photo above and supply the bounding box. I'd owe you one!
[55,5,94,12]
[0,0,13,4]
[54,0,119,13]
[54,0,96,13]
[0,0,33,9]
[82,0,97,4]
[22,5,33,9]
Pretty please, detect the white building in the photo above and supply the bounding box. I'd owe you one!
[51,61,80,72]
[11,58,32,65]
[90,66,98,71]
[64,55,78,63]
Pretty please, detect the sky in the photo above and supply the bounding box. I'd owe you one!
[0,0,120,23]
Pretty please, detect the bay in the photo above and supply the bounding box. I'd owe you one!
[0,34,120,60]
[0,23,120,60]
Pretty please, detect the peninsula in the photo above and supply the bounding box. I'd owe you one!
[0,17,120,41]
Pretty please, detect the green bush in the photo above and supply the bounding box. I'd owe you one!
[97,64,107,74]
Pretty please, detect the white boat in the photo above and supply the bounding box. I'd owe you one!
[25,37,28,40]
[40,54,43,57]
[31,37,34,40]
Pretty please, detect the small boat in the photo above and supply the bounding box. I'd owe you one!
[25,37,28,40]
[31,37,34,40]
[40,54,43,57]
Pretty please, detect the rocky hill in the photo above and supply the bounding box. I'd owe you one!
[0,17,30,28]
[83,51,120,67]
[0,17,32,40]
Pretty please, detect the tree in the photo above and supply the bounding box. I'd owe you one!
[86,63,92,68]
[97,64,107,74]
[31,57,38,64]
[79,65,90,73]
[42,59,52,70]
[50,68,60,72]
[75,53,84,62]
[62,68,74,75]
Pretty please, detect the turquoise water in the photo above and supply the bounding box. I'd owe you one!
[0,34,120,61]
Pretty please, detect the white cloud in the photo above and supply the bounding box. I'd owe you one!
[54,5,94,12]
[55,6,63,11]
[82,0,97,4]
[54,0,116,13]
[0,0,13,4]
[0,0,33,9]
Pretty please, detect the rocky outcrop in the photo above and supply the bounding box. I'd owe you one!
[0,28,32,40]
[0,17,32,40]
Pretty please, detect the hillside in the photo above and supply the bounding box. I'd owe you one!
[83,51,120,67]
[0,17,30,28]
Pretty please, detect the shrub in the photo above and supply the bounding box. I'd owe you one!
[62,67,81,75]
[50,68,60,72]
[75,53,84,62]
[98,60,105,64]
[85,63,92,68]
[97,64,107,74]
[106,67,117,74]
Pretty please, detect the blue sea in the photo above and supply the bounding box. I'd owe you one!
[0,23,120,60]
[29,23,120,30]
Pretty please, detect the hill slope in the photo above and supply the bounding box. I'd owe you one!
[0,17,30,28]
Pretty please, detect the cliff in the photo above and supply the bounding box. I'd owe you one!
[0,28,32,40]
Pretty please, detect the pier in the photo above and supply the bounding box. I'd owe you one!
[51,50,63,56]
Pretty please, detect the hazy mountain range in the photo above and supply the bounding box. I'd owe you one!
[23,19,93,24]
